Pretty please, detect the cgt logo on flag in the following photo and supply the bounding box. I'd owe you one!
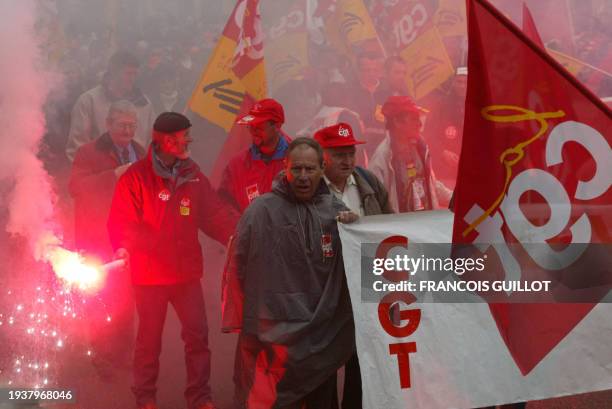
[454,0,612,378]
[462,105,609,276]
[457,106,611,376]
[231,0,264,74]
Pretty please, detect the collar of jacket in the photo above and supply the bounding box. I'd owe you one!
[271,171,331,204]
[249,132,290,162]
[95,132,145,159]
[352,169,376,198]
[147,145,199,185]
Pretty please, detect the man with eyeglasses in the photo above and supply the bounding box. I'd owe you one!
[108,112,239,409]
[369,96,452,212]
[69,99,145,381]
[70,100,145,261]
[218,98,291,212]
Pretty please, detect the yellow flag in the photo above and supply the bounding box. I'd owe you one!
[188,0,267,132]
[189,37,248,131]
[268,32,309,93]
[325,0,383,57]
[548,49,585,76]
[400,27,455,101]
[434,0,467,38]
[266,0,309,93]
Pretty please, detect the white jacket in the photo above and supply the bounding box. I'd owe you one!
[368,134,452,212]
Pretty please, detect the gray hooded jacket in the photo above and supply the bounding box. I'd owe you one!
[224,174,355,406]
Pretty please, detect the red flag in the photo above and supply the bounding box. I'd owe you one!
[521,3,544,48]
[454,0,611,376]
[491,0,575,54]
[188,0,266,184]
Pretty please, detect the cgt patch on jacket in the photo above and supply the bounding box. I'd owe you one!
[158,189,171,201]
[180,197,191,216]
[245,184,260,203]
[321,233,334,258]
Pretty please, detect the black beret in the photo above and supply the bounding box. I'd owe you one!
[153,112,192,133]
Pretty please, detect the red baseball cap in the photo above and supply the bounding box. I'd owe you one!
[236,98,285,126]
[314,123,366,148]
[381,96,428,119]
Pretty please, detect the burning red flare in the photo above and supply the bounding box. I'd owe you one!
[45,246,105,294]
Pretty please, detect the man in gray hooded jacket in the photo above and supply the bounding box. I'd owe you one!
[223,137,358,409]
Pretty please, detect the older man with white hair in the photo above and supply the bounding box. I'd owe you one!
[69,99,146,380]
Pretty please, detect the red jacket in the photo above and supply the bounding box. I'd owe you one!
[69,133,145,260]
[218,136,289,212]
[107,147,239,285]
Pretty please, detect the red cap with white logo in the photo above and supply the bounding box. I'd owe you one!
[313,122,366,148]
[236,98,285,126]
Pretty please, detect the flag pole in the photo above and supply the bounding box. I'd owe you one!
[475,0,612,116]
[547,48,612,80]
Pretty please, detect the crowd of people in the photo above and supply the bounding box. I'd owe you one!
[29,1,612,409]
[67,69,443,407]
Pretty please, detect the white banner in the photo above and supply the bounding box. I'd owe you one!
[339,211,612,409]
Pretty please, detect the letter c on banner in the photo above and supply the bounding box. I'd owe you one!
[375,235,409,282]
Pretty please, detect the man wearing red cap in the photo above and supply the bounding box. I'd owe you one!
[314,122,393,409]
[108,112,239,409]
[369,96,452,212]
[315,122,393,217]
[218,98,291,212]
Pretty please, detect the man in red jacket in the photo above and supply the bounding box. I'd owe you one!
[70,100,146,260]
[218,98,291,212]
[69,99,145,378]
[108,112,239,409]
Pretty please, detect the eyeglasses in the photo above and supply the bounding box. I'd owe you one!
[114,122,137,131]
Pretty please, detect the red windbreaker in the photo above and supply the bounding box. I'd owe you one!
[218,135,290,212]
[69,134,145,260]
[107,147,239,285]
